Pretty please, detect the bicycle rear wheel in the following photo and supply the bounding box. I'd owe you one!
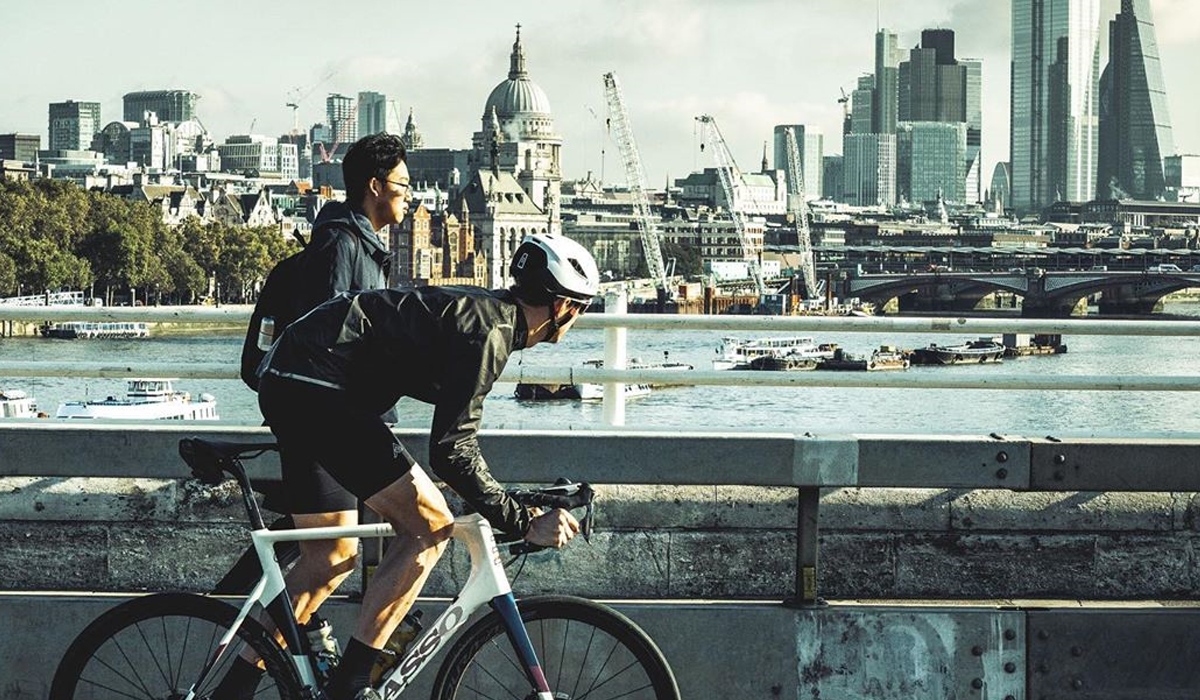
[431,595,679,700]
[50,592,305,700]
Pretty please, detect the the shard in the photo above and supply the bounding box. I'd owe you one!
[1097,0,1175,200]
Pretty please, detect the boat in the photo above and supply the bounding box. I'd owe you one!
[56,379,218,420]
[1002,333,1068,358]
[818,346,910,372]
[0,389,39,418]
[712,337,838,370]
[515,356,693,401]
[909,338,1006,366]
[866,346,911,371]
[749,354,818,371]
[40,321,150,339]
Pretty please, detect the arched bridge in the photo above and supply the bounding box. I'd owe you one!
[839,270,1200,316]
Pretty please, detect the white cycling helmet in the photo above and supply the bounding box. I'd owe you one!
[510,234,600,303]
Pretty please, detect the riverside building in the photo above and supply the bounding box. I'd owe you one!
[48,101,101,152]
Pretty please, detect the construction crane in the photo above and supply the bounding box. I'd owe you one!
[782,127,822,303]
[695,114,765,298]
[285,68,339,137]
[838,88,851,135]
[602,72,669,298]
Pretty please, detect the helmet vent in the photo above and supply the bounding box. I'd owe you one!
[568,258,586,277]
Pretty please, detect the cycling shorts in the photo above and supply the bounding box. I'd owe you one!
[257,373,417,514]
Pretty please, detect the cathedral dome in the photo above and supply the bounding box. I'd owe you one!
[482,26,553,118]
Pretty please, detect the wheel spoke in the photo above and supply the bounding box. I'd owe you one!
[462,681,511,700]
[571,625,598,699]
[175,614,193,691]
[580,637,622,700]
[487,636,528,679]
[556,619,570,691]
[78,675,155,700]
[465,655,523,700]
[133,620,173,690]
[592,681,655,700]
[84,653,155,699]
[110,635,157,698]
[576,659,643,700]
[160,614,174,689]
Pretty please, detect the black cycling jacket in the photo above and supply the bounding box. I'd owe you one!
[260,286,533,535]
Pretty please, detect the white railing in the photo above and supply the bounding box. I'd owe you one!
[2,296,1199,426]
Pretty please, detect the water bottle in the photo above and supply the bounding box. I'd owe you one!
[256,316,275,351]
[370,610,424,685]
[305,615,341,681]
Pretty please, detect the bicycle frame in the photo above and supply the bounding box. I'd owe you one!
[192,514,555,700]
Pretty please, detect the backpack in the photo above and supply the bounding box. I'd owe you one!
[240,233,308,391]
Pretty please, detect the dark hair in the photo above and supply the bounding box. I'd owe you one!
[342,133,407,205]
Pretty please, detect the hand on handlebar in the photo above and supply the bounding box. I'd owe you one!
[524,508,580,548]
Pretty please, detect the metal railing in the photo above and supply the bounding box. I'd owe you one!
[2,295,1199,426]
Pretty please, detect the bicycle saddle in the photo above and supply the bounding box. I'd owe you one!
[179,437,278,484]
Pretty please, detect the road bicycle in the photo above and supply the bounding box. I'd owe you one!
[50,437,680,700]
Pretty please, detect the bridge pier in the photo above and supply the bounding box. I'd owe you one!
[1098,287,1165,316]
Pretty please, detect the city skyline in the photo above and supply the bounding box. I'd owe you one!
[2,0,1196,191]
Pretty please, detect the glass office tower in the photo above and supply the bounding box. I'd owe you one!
[1011,0,1103,210]
[1096,0,1174,200]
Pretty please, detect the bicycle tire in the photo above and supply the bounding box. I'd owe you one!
[50,592,306,700]
[430,595,680,700]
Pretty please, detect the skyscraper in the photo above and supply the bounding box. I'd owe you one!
[904,30,966,123]
[326,94,357,154]
[961,59,983,202]
[48,101,101,151]
[843,133,896,206]
[357,91,390,137]
[898,122,968,203]
[122,90,198,123]
[1097,0,1174,200]
[1011,0,1103,210]
[850,75,875,135]
[773,125,823,202]
[872,29,900,134]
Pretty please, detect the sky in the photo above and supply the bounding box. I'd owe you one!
[2,0,1197,190]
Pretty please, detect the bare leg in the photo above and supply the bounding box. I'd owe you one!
[287,510,360,626]
[356,465,453,647]
[236,510,358,663]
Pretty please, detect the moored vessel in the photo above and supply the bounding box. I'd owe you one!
[909,338,1005,366]
[713,337,838,370]
[56,379,218,420]
[515,356,693,401]
[0,389,39,418]
[40,321,150,339]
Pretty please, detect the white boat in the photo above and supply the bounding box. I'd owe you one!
[712,337,838,371]
[56,379,219,420]
[515,356,693,401]
[41,321,150,339]
[0,389,39,418]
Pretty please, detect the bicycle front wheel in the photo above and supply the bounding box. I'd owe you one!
[50,592,305,700]
[431,595,679,700]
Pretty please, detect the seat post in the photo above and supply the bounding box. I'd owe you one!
[230,461,268,530]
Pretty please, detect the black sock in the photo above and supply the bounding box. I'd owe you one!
[324,637,381,700]
[212,655,264,699]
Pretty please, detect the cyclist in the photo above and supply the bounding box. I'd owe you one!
[217,234,599,700]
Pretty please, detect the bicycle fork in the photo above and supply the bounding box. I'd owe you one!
[493,593,555,700]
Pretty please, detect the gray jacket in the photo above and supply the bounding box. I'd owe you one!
[297,200,389,313]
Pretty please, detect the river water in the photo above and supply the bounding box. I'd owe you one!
[3,302,1198,438]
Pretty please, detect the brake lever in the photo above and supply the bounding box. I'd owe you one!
[582,501,594,543]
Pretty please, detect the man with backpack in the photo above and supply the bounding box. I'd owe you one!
[241,133,409,389]
[217,234,599,700]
